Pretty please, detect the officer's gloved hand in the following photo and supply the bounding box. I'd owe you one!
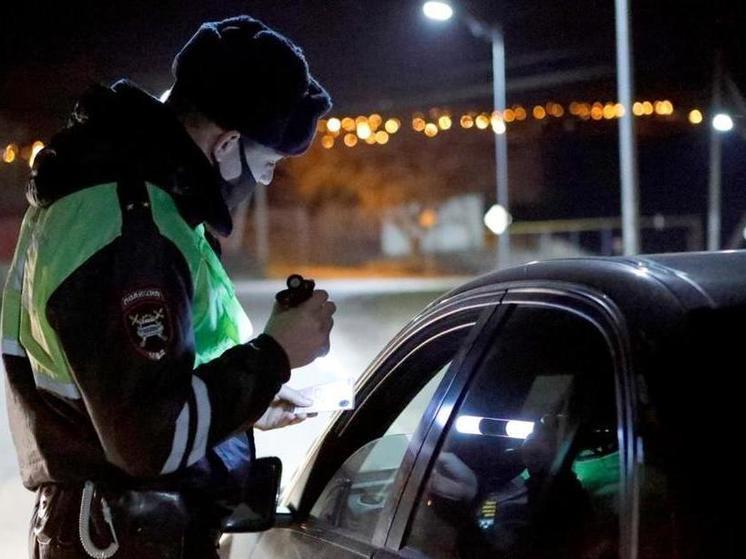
[254,385,317,431]
[263,290,336,369]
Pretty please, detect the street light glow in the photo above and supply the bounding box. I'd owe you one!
[384,118,400,133]
[423,1,453,21]
[3,144,17,164]
[712,113,734,132]
[688,109,703,125]
[356,122,371,140]
[491,117,506,135]
[343,133,358,147]
[326,117,341,133]
[29,141,45,168]
[484,204,512,235]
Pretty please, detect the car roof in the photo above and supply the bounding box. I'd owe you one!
[439,250,746,314]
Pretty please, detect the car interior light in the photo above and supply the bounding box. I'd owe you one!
[504,420,535,439]
[455,416,535,439]
[455,415,482,435]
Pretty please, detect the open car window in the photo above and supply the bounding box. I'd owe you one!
[309,365,449,542]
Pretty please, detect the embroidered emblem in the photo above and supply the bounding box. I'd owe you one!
[121,288,173,361]
[130,309,167,346]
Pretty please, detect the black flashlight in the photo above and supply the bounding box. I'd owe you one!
[275,274,315,308]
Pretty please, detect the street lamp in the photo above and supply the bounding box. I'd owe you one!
[712,113,734,132]
[707,53,726,251]
[422,1,453,21]
[422,1,511,268]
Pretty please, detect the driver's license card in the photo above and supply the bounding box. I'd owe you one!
[298,379,355,413]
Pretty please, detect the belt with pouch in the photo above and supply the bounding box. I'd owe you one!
[31,482,219,559]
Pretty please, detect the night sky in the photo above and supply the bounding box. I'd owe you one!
[2,0,739,131]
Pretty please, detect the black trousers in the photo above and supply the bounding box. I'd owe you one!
[29,484,221,559]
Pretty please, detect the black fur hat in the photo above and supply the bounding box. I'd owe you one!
[171,15,331,155]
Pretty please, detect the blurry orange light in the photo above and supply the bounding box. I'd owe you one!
[321,135,335,149]
[317,120,327,133]
[342,117,356,131]
[419,208,438,229]
[343,133,358,147]
[357,122,372,140]
[475,115,490,129]
[365,134,376,145]
[326,118,341,133]
[591,103,604,120]
[532,106,546,120]
[375,131,390,144]
[503,109,515,122]
[369,114,383,130]
[549,103,564,117]
[384,118,401,134]
[438,115,452,130]
[688,109,703,124]
[569,102,581,115]
[3,144,18,164]
[632,102,644,116]
[514,106,527,121]
[424,123,439,137]
[460,115,474,128]
[29,141,45,168]
[642,101,654,115]
[602,103,615,119]
[614,103,625,117]
[412,117,426,132]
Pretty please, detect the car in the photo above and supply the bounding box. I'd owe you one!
[225,251,743,559]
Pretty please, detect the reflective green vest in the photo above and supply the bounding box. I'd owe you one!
[1,182,252,400]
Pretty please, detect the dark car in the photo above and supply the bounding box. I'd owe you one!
[228,251,743,559]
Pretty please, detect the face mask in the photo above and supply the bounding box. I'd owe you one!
[218,137,258,211]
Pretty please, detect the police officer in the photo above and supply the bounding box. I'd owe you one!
[1,15,334,558]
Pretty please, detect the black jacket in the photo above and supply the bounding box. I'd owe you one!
[2,80,289,492]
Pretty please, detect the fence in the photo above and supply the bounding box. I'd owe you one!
[223,205,706,275]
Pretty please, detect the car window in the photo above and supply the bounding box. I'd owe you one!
[405,305,620,559]
[310,366,448,542]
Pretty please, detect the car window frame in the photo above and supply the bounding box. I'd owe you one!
[382,284,640,559]
[288,288,507,548]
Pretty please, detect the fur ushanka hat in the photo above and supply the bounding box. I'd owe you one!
[171,15,332,155]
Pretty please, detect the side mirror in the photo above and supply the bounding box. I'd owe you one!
[221,456,283,533]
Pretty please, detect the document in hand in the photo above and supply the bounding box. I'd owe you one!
[298,379,355,413]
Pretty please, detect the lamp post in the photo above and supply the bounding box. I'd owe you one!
[707,52,733,252]
[614,0,640,256]
[423,1,511,268]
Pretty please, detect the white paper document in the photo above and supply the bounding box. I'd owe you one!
[298,379,355,413]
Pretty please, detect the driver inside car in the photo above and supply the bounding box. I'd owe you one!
[420,414,618,558]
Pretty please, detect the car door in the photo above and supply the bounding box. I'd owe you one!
[374,287,638,559]
[241,288,506,559]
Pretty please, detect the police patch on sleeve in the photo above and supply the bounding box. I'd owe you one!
[121,288,173,361]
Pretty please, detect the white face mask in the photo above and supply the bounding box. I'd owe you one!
[215,137,285,211]
[241,139,285,185]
